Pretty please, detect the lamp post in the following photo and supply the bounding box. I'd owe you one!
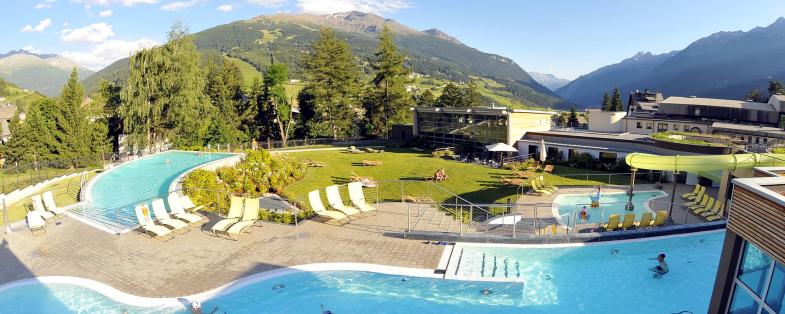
[625,168,638,211]
[667,171,679,223]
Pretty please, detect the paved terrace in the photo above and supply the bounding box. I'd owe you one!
[0,203,447,297]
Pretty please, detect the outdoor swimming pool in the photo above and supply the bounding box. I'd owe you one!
[0,231,724,313]
[553,190,666,224]
[85,151,234,228]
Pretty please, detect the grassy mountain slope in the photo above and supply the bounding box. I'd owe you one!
[0,51,93,97]
[1,80,47,110]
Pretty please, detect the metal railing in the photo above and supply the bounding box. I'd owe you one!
[554,171,665,185]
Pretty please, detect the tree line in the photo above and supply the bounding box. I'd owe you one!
[745,79,785,102]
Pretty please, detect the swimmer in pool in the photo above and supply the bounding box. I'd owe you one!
[648,253,669,279]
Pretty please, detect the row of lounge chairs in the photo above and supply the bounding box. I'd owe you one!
[134,194,206,241]
[530,176,558,196]
[681,184,724,221]
[602,211,667,231]
[209,197,260,240]
[26,191,67,234]
[347,146,384,154]
[308,182,376,225]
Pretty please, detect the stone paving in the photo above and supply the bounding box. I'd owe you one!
[0,203,444,297]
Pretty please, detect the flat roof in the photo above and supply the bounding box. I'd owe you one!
[733,175,785,209]
[414,106,556,115]
[662,96,777,112]
[529,129,649,141]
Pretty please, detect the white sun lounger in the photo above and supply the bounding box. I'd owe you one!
[325,185,360,217]
[347,182,375,214]
[26,210,46,234]
[180,195,206,212]
[152,198,189,231]
[31,195,55,220]
[167,194,203,224]
[226,198,260,240]
[42,191,67,216]
[211,196,245,235]
[308,190,347,225]
[134,204,172,240]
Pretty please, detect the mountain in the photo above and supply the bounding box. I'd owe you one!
[0,50,94,97]
[557,17,785,107]
[529,72,570,91]
[84,11,566,109]
[0,79,47,110]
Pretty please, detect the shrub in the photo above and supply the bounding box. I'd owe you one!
[569,152,596,169]
[182,169,225,213]
[772,147,785,154]
[505,159,532,171]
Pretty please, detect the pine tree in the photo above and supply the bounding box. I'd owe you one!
[204,58,246,146]
[416,89,436,107]
[53,68,93,166]
[568,105,579,126]
[4,100,56,164]
[611,88,623,111]
[769,80,785,97]
[263,63,295,145]
[92,80,123,152]
[438,82,464,107]
[745,89,765,102]
[301,28,361,139]
[601,92,611,111]
[364,26,412,137]
[463,80,482,107]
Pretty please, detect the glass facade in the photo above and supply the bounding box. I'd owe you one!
[416,110,508,151]
[728,241,785,314]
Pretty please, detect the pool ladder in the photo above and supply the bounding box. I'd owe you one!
[480,253,521,279]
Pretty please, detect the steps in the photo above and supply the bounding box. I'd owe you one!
[409,204,475,234]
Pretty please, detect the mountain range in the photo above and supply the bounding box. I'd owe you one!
[0,50,94,97]
[557,17,785,107]
[83,11,565,109]
[529,72,570,91]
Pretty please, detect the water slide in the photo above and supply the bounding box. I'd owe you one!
[625,153,785,181]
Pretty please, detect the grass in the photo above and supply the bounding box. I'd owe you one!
[650,131,730,147]
[1,171,97,225]
[0,166,95,194]
[225,56,263,86]
[282,148,621,207]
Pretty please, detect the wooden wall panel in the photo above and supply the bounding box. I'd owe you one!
[729,186,785,264]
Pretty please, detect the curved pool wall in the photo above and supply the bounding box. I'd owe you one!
[81,151,235,231]
[552,190,666,224]
[0,231,724,313]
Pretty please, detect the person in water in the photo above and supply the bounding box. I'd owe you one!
[648,253,669,278]
[580,205,588,221]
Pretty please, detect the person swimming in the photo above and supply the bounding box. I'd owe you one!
[580,206,589,221]
[648,253,669,279]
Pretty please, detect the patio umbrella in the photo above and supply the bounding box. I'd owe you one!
[485,143,518,165]
[540,139,547,162]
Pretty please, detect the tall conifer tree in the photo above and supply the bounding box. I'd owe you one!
[364,26,412,137]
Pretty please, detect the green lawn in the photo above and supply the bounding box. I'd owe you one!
[282,148,619,207]
[0,166,95,194]
[1,171,97,225]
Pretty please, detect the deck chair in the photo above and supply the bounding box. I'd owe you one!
[690,196,713,212]
[211,196,244,235]
[704,202,725,222]
[308,190,348,225]
[634,212,653,228]
[602,214,621,231]
[700,200,722,217]
[651,211,668,227]
[683,194,707,208]
[685,186,706,201]
[167,194,203,223]
[42,191,67,216]
[134,204,172,240]
[152,199,189,231]
[26,210,46,234]
[681,185,701,199]
[620,213,636,230]
[348,182,376,214]
[537,176,558,191]
[31,195,55,220]
[226,198,260,240]
[692,197,715,215]
[530,179,552,196]
[180,195,206,212]
[325,185,360,216]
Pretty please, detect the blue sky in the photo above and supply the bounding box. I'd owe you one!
[3,0,785,79]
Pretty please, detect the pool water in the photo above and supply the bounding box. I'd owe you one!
[553,190,666,224]
[0,232,724,313]
[87,151,234,227]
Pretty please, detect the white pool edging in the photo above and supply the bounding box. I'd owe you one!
[0,263,440,309]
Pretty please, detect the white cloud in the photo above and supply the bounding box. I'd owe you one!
[22,45,43,54]
[21,18,53,33]
[60,23,114,43]
[34,3,52,9]
[63,22,70,26]
[246,0,286,8]
[297,0,410,15]
[71,0,158,6]
[217,4,233,12]
[62,38,159,70]
[161,0,199,11]
[99,9,113,16]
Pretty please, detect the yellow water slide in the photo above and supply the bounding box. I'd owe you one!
[625,153,785,173]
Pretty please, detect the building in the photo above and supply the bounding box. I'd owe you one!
[412,106,556,151]
[627,89,663,115]
[709,167,785,313]
[586,109,626,133]
[0,104,16,142]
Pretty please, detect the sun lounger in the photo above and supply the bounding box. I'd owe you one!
[167,193,203,223]
[152,199,189,231]
[308,190,348,225]
[538,175,558,191]
[634,212,653,228]
[685,186,705,201]
[42,191,67,216]
[134,204,172,240]
[179,195,206,212]
[651,211,668,227]
[529,179,552,195]
[602,214,621,231]
[26,210,46,234]
[348,146,365,154]
[365,147,384,153]
[325,185,360,216]
[692,197,715,215]
[620,213,636,230]
[543,165,554,173]
[683,194,707,208]
[689,196,712,211]
[362,160,383,166]
[348,181,375,213]
[226,198,260,240]
[211,196,245,235]
[704,202,725,221]
[681,185,701,199]
[31,195,55,220]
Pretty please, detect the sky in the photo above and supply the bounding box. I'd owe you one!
[3,0,785,79]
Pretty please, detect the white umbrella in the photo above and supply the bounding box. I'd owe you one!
[540,139,547,162]
[485,143,517,152]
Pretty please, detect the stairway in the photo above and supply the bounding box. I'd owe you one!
[409,204,475,234]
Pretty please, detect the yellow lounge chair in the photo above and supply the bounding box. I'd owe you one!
[538,176,558,191]
[634,212,653,228]
[685,186,705,201]
[701,201,722,217]
[602,214,621,231]
[530,180,552,196]
[211,197,244,235]
[651,211,668,227]
[308,190,348,225]
[690,196,713,212]
[692,197,715,215]
[620,213,636,230]
[681,185,701,199]
[704,203,725,221]
[683,194,707,208]
[226,198,260,240]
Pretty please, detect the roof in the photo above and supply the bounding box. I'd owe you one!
[414,106,556,115]
[711,122,785,138]
[662,96,776,112]
[636,102,659,111]
[0,104,16,120]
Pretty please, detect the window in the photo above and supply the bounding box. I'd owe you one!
[727,241,785,314]
[684,125,690,132]
[729,285,758,314]
[636,122,643,129]
[765,263,785,313]
[737,242,771,296]
[645,122,652,129]
[657,123,668,131]
[755,137,760,144]
[673,124,679,130]
[694,108,701,116]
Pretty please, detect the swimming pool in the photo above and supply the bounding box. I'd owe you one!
[553,190,666,224]
[85,151,234,228]
[0,231,724,313]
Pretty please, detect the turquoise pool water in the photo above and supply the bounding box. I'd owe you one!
[0,231,724,313]
[553,190,666,224]
[88,151,234,227]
